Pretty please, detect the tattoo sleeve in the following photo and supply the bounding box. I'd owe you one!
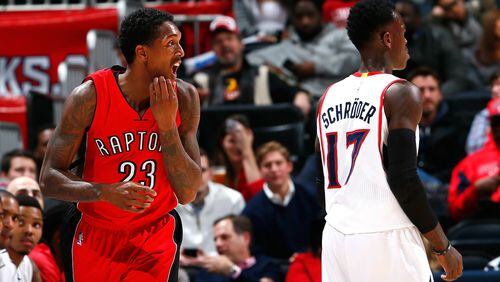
[39,80,102,202]
[158,80,202,204]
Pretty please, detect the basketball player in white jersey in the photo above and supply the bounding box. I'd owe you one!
[316,0,463,281]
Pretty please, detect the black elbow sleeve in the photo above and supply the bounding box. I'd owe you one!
[387,129,438,234]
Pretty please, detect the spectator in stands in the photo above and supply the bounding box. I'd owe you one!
[2,195,42,281]
[0,149,37,183]
[247,0,360,98]
[242,141,321,260]
[285,217,323,282]
[193,215,282,282]
[33,124,55,173]
[323,0,358,28]
[394,0,468,96]
[448,98,500,222]
[0,196,3,243]
[233,0,289,40]
[409,67,469,183]
[216,115,264,202]
[431,0,482,57]
[465,9,500,89]
[29,203,67,282]
[0,190,19,250]
[177,149,245,258]
[6,177,44,209]
[466,69,500,154]
[193,15,311,116]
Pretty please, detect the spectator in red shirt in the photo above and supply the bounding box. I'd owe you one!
[216,115,264,201]
[448,98,500,221]
[285,217,324,282]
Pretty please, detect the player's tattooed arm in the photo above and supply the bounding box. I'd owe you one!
[39,80,102,201]
[154,78,202,204]
[40,81,156,211]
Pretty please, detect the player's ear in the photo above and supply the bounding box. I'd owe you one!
[135,45,148,63]
[381,31,392,49]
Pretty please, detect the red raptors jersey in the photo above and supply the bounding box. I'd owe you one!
[79,67,180,229]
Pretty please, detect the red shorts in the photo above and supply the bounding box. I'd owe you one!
[65,208,181,282]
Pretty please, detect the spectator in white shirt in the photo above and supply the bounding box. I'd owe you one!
[177,149,245,261]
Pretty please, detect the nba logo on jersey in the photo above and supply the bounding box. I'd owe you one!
[77,232,84,246]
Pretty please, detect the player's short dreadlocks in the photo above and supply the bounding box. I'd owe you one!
[346,0,396,50]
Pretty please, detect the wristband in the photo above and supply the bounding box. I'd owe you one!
[432,241,451,256]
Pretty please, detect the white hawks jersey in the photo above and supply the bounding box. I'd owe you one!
[317,72,417,234]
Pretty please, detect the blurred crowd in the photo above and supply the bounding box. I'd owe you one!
[1,0,499,281]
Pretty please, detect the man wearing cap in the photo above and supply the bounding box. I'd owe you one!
[448,98,500,222]
[193,15,311,116]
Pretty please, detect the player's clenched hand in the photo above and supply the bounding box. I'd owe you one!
[437,246,463,281]
[150,76,178,131]
[99,182,157,213]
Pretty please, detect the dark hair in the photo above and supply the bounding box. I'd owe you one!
[213,214,253,236]
[347,0,396,50]
[292,0,324,12]
[490,69,500,84]
[0,190,15,200]
[1,149,36,174]
[396,0,421,17]
[215,114,252,185]
[477,10,500,65]
[36,124,56,137]
[42,203,69,246]
[119,8,174,64]
[16,195,42,212]
[407,67,441,85]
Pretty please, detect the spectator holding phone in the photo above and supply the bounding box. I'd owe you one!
[216,115,265,202]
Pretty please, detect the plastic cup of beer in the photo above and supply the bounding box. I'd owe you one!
[212,166,226,184]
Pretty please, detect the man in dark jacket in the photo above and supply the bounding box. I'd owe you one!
[409,67,470,183]
[242,141,321,260]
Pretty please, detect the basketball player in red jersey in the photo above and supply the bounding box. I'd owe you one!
[316,0,462,281]
[40,8,202,282]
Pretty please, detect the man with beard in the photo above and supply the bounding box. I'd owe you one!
[247,0,360,98]
[193,15,311,116]
[409,67,470,183]
[0,195,41,281]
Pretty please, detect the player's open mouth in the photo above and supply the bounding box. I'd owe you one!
[171,61,181,77]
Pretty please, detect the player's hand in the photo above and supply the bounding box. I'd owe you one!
[150,76,178,131]
[99,182,157,213]
[436,246,463,281]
